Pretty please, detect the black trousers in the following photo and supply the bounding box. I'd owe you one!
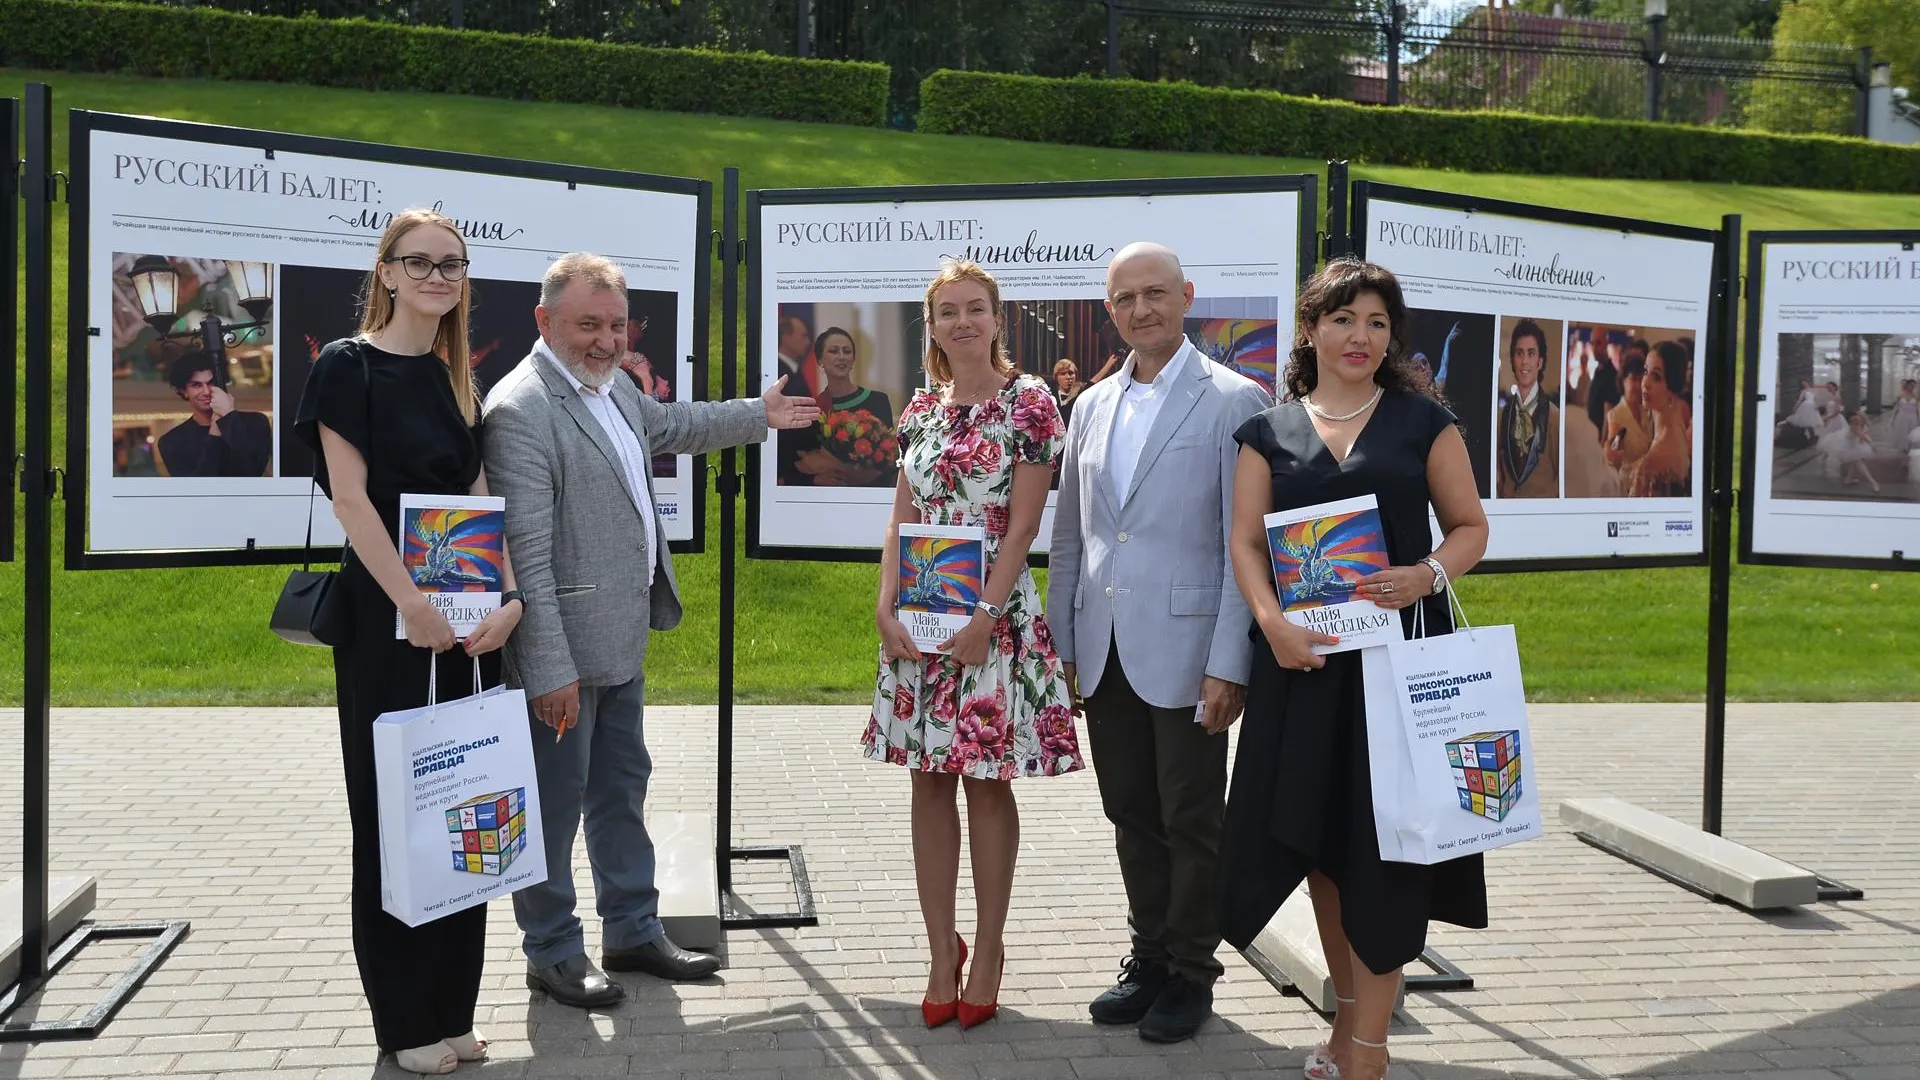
[1085,654,1229,984]
[335,570,491,1052]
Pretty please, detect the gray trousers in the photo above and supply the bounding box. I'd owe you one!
[513,676,663,967]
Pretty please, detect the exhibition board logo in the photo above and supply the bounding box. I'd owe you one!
[1606,520,1653,539]
[1664,519,1694,534]
[773,216,1117,265]
[107,155,525,241]
[1374,219,1605,289]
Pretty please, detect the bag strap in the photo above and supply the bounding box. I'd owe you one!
[1409,574,1473,640]
[424,654,484,712]
[300,344,374,571]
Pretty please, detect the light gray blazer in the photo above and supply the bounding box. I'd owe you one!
[1046,343,1271,709]
[483,347,767,698]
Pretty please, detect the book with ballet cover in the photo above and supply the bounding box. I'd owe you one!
[1263,493,1398,655]
[896,523,987,652]
[395,494,507,640]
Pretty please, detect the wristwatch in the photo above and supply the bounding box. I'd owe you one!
[973,600,1006,619]
[1420,557,1448,596]
[501,589,526,608]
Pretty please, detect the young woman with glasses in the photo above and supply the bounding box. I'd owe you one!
[294,208,524,1075]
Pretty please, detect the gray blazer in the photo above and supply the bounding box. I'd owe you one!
[1046,343,1271,709]
[483,347,767,698]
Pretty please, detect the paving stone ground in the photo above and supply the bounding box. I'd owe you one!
[0,701,1915,1080]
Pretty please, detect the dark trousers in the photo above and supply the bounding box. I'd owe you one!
[1086,655,1229,984]
[338,648,489,1052]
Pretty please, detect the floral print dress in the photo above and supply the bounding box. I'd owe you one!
[861,374,1085,780]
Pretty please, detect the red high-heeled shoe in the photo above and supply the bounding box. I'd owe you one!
[956,952,1004,1030]
[921,933,967,1028]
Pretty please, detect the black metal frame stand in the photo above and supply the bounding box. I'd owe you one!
[713,166,818,932]
[3,95,18,562]
[1324,159,1350,260]
[1,83,189,1043]
[1697,214,1862,904]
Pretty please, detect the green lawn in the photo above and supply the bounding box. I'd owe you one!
[5,68,1919,707]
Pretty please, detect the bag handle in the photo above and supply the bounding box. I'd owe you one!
[300,344,373,571]
[424,654,485,712]
[1409,572,1473,641]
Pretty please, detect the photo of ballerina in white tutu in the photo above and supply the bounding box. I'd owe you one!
[1770,332,1920,503]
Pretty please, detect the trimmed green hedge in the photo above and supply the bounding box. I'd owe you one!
[0,0,890,127]
[918,70,1920,194]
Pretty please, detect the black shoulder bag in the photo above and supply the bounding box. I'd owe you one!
[270,345,371,647]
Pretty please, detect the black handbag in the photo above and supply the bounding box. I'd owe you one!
[271,345,368,647]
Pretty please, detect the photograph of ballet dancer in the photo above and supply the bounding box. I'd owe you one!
[1563,322,1696,499]
[1404,308,1493,498]
[1770,332,1920,503]
[1494,316,1564,499]
[773,301,920,488]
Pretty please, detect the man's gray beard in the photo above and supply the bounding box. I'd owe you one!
[559,350,619,390]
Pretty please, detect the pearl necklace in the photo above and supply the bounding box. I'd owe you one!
[1301,386,1383,423]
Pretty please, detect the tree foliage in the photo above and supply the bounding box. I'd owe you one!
[1769,0,1918,89]
[1746,0,1915,133]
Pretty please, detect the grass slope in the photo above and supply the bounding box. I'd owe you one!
[5,69,1918,706]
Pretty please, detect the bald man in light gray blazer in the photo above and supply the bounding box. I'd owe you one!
[1047,242,1270,1043]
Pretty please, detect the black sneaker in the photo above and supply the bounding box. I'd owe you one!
[1137,974,1212,1043]
[1088,955,1171,1025]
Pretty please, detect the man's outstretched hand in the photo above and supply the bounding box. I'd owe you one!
[764,375,822,429]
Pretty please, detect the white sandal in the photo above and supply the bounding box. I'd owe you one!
[1349,1035,1391,1080]
[445,1029,488,1062]
[393,1041,458,1075]
[1304,996,1354,1079]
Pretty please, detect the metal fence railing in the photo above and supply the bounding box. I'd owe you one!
[126,0,1873,135]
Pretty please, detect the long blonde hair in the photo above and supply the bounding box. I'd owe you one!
[922,259,1015,386]
[359,208,477,424]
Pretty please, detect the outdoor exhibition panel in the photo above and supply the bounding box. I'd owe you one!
[67,111,710,569]
[1739,231,1920,572]
[1352,182,1724,570]
[747,174,1318,561]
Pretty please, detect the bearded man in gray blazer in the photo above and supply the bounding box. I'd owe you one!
[1047,242,1270,1043]
[484,252,819,1009]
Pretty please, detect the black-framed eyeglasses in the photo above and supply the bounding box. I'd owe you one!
[383,255,471,282]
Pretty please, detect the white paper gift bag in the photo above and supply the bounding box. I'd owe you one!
[1363,593,1542,866]
[373,659,548,927]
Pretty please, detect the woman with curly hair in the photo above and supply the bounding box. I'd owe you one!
[1220,259,1490,1080]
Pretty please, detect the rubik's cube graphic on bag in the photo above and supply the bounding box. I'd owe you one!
[446,789,527,876]
[1447,731,1523,823]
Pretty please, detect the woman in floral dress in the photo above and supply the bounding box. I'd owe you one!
[863,260,1083,1031]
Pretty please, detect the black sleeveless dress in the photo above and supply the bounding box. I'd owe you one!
[1218,390,1488,975]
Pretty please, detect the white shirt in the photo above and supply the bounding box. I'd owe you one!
[1109,341,1192,505]
[538,342,660,571]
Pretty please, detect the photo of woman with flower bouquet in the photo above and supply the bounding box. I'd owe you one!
[777,311,915,488]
